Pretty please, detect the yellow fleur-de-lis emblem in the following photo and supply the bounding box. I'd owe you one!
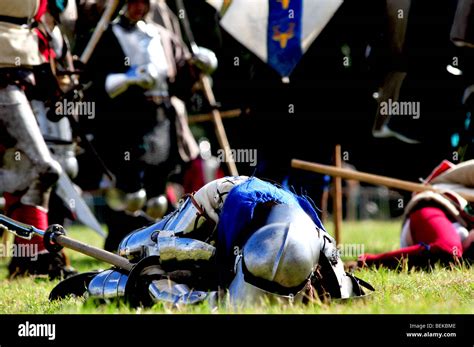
[277,0,291,10]
[272,23,295,49]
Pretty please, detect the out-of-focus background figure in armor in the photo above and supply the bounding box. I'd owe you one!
[30,0,81,227]
[87,0,217,251]
[0,0,74,278]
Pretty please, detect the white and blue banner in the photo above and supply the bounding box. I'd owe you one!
[208,0,343,77]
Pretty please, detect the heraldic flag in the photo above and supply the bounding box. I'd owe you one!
[207,0,343,77]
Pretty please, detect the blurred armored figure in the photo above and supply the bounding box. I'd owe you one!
[88,0,216,251]
[30,0,82,226]
[0,0,73,278]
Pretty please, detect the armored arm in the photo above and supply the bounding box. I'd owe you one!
[148,279,219,307]
[105,64,159,98]
[144,235,219,306]
[191,46,218,75]
[86,177,249,305]
[87,234,217,306]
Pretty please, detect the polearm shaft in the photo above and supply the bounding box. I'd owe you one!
[176,0,239,176]
[200,75,239,175]
[188,108,243,124]
[54,235,133,271]
[80,0,122,64]
[78,0,123,182]
[0,214,133,272]
[291,159,474,202]
[54,0,122,185]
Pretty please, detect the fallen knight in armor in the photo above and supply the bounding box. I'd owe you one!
[50,176,374,308]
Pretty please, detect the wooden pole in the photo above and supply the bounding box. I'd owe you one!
[291,159,474,202]
[333,145,343,244]
[55,235,134,272]
[0,214,134,271]
[80,0,121,64]
[200,75,239,176]
[188,108,242,124]
[174,0,238,176]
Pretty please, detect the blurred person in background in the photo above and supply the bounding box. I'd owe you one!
[0,0,74,278]
[87,0,217,251]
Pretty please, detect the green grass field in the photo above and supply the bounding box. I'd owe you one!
[0,220,472,314]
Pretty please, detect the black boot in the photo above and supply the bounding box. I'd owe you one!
[104,209,153,252]
[8,251,77,280]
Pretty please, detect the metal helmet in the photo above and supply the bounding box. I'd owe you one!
[228,204,321,306]
[146,195,168,220]
[105,187,147,213]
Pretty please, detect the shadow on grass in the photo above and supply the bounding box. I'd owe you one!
[69,257,108,272]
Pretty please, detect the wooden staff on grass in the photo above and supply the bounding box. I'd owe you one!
[0,214,133,271]
[291,159,474,202]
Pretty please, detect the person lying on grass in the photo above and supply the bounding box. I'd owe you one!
[51,176,373,308]
[359,160,474,269]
